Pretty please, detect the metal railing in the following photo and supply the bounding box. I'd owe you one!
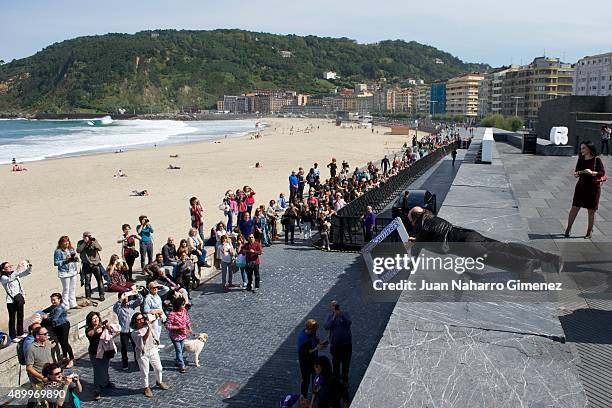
[329,142,457,248]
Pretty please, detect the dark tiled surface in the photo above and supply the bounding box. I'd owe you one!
[75,245,395,407]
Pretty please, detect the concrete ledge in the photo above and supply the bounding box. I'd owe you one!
[0,247,218,392]
[536,139,575,156]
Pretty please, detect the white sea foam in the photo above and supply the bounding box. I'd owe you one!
[0,119,258,164]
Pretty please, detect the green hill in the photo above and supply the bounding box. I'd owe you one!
[0,29,489,113]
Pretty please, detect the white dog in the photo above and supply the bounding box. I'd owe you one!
[183,333,209,367]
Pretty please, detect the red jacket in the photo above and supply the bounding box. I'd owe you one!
[244,241,262,265]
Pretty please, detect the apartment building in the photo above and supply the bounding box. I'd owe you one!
[446,73,484,118]
[573,52,612,96]
[412,85,431,114]
[501,57,573,124]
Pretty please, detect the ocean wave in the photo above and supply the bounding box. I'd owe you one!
[0,119,257,164]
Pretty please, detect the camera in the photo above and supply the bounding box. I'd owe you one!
[334,304,340,311]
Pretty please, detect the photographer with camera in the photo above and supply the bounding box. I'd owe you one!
[131,312,169,397]
[85,312,117,401]
[113,288,143,371]
[53,236,79,309]
[76,231,106,302]
[1,259,32,341]
[137,215,155,271]
[42,362,82,408]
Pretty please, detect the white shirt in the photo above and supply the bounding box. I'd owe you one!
[1,265,31,303]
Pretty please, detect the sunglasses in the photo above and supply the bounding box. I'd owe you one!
[39,332,49,336]
[51,371,62,376]
[136,317,144,321]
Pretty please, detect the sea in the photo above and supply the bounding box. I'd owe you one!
[0,118,260,164]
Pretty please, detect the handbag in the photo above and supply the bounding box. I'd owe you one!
[236,254,247,268]
[593,158,608,185]
[8,279,25,307]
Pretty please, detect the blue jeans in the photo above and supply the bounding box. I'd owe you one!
[240,267,247,284]
[191,249,207,266]
[172,338,185,368]
[140,241,154,270]
[227,211,234,231]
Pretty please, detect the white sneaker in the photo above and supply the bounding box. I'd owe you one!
[157,344,166,349]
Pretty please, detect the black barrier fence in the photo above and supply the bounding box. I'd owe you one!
[330,142,458,248]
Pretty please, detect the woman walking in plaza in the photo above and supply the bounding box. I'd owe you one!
[53,236,79,309]
[565,141,606,239]
[165,297,193,373]
[130,312,169,397]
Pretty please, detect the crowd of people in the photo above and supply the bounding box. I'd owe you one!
[0,130,460,406]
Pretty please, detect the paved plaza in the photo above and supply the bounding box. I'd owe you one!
[72,243,394,407]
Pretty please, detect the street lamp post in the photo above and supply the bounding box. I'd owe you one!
[511,96,524,117]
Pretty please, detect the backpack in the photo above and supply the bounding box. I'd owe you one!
[16,337,26,365]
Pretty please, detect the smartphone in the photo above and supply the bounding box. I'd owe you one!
[334,304,340,311]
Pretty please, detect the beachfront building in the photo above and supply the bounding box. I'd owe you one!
[373,89,396,112]
[430,81,446,115]
[478,67,519,118]
[412,85,431,115]
[573,52,612,96]
[394,89,413,113]
[446,73,484,119]
[501,57,574,124]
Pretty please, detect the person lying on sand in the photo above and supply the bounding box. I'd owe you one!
[132,190,149,196]
[12,164,27,172]
[168,164,181,170]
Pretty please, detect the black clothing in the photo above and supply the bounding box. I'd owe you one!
[83,263,105,299]
[7,301,24,339]
[298,340,317,397]
[87,329,101,356]
[413,213,558,274]
[602,140,609,156]
[53,322,74,360]
[120,332,136,368]
[246,263,260,291]
[317,374,349,408]
[330,344,352,384]
[327,162,338,178]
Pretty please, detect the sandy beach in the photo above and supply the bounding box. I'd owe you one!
[0,117,422,327]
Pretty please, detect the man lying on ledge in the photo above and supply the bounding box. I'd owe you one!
[407,206,563,276]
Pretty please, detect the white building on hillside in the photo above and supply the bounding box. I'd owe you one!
[324,71,337,80]
[573,52,612,96]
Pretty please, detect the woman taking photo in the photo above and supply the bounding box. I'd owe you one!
[53,236,80,309]
[117,224,140,282]
[107,254,134,293]
[42,293,74,367]
[85,311,117,400]
[130,312,169,397]
[1,260,31,342]
[565,141,606,239]
[137,215,155,271]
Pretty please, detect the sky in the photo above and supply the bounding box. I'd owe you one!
[2,0,611,67]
